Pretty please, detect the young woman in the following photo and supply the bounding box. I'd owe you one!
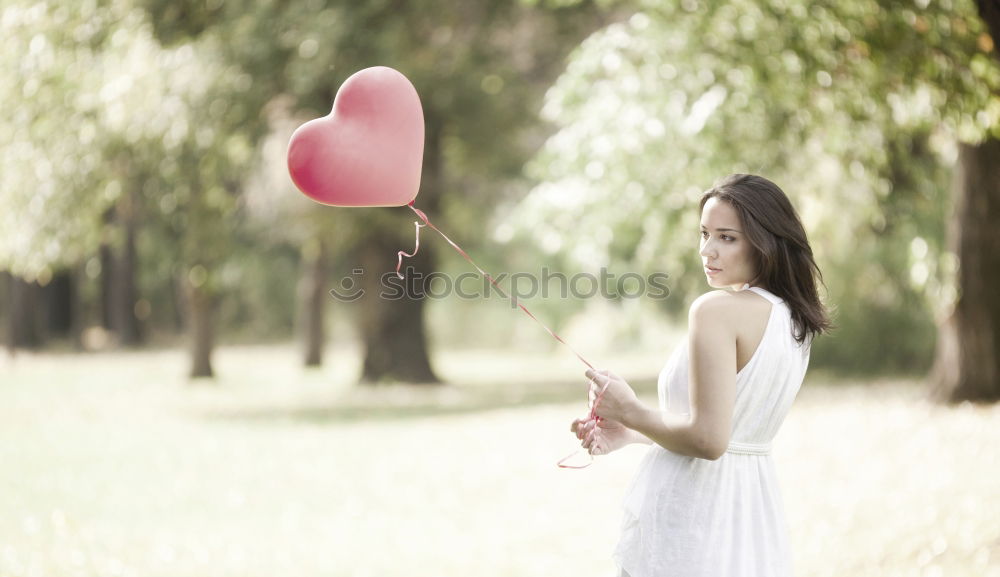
[571,174,833,577]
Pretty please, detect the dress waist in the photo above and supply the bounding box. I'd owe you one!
[725,440,772,455]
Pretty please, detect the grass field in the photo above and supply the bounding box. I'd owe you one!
[1,344,998,577]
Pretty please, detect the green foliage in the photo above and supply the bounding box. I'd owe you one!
[509,0,999,372]
[7,0,987,366]
[1,1,135,278]
[1,0,612,343]
[1,0,279,348]
[135,0,610,342]
[0,1,251,282]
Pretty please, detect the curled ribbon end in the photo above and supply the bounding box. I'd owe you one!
[395,220,425,278]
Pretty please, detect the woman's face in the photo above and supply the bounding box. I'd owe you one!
[700,197,757,290]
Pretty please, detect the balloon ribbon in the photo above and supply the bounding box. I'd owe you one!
[397,201,603,468]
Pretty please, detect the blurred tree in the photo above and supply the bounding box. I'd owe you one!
[511,0,998,399]
[5,276,42,353]
[320,2,609,383]
[1,2,109,279]
[1,2,152,351]
[243,100,342,367]
[0,1,252,375]
[300,236,327,367]
[0,2,112,352]
[141,0,610,383]
[41,270,77,342]
[927,1,1000,403]
[160,87,258,378]
[97,170,143,346]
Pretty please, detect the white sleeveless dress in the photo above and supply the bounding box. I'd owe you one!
[613,284,812,577]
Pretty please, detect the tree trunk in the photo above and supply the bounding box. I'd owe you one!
[170,265,187,333]
[7,274,42,352]
[42,270,75,339]
[301,236,327,367]
[929,1,1000,403]
[356,112,444,385]
[99,241,115,331]
[113,188,143,346]
[357,227,439,384]
[928,138,1000,403]
[69,265,85,350]
[2,271,12,355]
[186,277,215,379]
[98,193,143,347]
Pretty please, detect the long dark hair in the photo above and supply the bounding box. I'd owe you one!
[700,174,834,345]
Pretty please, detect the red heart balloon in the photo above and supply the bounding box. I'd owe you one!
[287,66,425,207]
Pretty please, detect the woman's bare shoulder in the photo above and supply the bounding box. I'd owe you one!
[689,290,732,321]
[690,288,753,308]
[689,289,766,321]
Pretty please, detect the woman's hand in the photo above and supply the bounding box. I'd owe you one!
[571,416,635,455]
[586,368,642,427]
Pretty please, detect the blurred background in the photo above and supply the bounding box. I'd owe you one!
[2,0,999,576]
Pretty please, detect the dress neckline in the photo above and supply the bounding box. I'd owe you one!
[739,283,783,304]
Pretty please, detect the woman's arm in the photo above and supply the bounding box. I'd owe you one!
[571,416,652,455]
[631,429,654,444]
[590,385,722,459]
[590,292,737,460]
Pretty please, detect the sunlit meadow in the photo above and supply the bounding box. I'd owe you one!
[1,344,997,577]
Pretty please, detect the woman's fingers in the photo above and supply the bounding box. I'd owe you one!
[585,368,612,380]
[588,379,604,405]
[584,430,603,454]
[590,374,613,394]
[586,369,620,395]
[582,425,603,450]
[589,378,610,414]
[572,417,597,439]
